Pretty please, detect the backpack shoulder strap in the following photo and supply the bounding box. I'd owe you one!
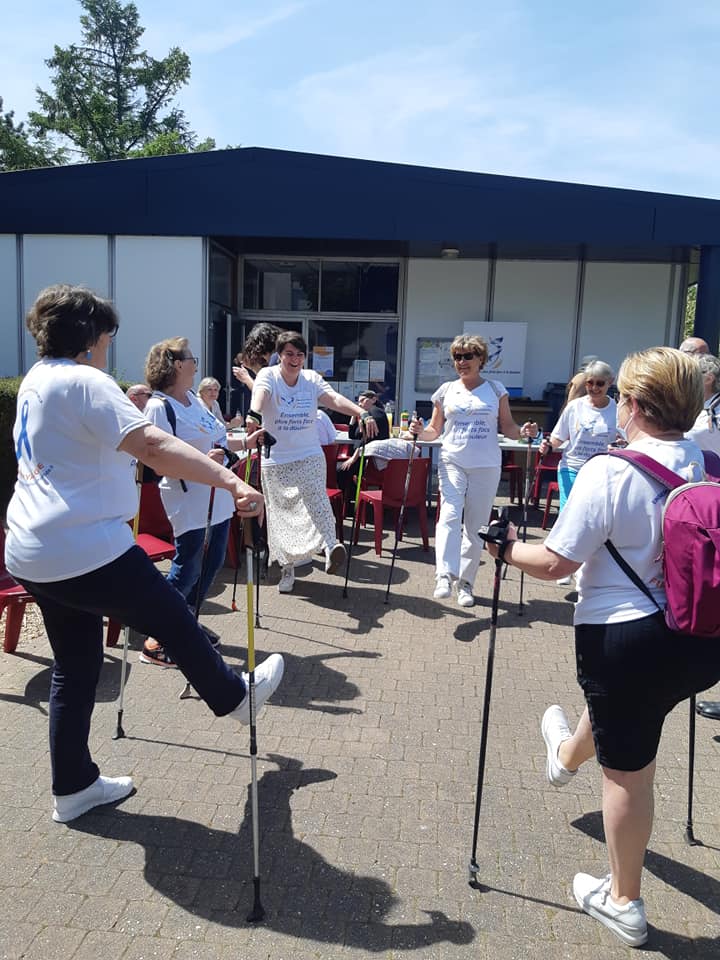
[604,540,663,612]
[608,449,685,490]
[161,398,177,435]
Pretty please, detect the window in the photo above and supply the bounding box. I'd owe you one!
[321,262,399,313]
[209,247,235,308]
[243,259,319,311]
[308,319,398,405]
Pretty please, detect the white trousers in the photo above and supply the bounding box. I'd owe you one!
[435,460,501,587]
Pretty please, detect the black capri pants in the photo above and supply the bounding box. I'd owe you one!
[575,612,720,771]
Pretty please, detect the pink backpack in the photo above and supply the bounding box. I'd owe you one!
[606,449,720,638]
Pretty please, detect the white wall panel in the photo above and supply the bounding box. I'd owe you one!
[22,235,109,372]
[0,236,19,377]
[403,259,488,411]
[114,237,205,384]
[492,260,579,399]
[579,263,673,376]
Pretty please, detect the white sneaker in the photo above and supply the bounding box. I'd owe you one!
[278,565,295,593]
[456,580,475,608]
[232,653,285,725]
[433,574,452,599]
[324,543,346,575]
[573,873,648,947]
[556,575,572,585]
[541,704,576,786]
[52,774,134,823]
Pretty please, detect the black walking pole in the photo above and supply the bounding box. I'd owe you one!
[518,433,536,616]
[468,507,510,886]
[384,417,419,604]
[113,463,142,739]
[342,430,369,599]
[244,516,266,923]
[179,485,216,700]
[685,694,698,845]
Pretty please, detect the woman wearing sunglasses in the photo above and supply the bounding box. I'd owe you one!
[410,334,537,608]
[540,360,618,510]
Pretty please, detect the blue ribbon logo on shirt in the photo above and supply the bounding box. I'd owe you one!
[16,399,32,461]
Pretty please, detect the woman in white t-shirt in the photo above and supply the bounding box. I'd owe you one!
[5,285,284,824]
[409,334,538,608]
[485,347,720,947]
[142,339,262,666]
[685,352,720,456]
[247,331,378,594]
[540,360,618,510]
[197,376,225,423]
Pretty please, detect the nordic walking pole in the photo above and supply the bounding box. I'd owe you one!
[113,462,142,739]
[253,431,275,629]
[384,414,419,604]
[468,507,510,885]
[244,515,266,923]
[685,694,698,845]
[232,445,255,611]
[179,484,216,700]
[342,428,369,599]
[518,431,536,616]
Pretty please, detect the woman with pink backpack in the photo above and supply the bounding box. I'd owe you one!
[485,347,720,948]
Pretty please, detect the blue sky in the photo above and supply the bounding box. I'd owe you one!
[2,0,720,197]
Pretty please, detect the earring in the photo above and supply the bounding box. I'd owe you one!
[86,350,92,360]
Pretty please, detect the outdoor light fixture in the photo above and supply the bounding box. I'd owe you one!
[440,247,460,259]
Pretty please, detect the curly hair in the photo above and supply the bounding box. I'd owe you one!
[145,337,189,392]
[26,284,118,359]
[239,322,283,368]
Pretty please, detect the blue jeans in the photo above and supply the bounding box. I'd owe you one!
[18,545,245,796]
[167,518,231,612]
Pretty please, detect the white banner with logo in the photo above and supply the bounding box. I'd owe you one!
[463,322,527,390]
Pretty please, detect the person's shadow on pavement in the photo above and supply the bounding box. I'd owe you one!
[70,755,475,952]
[572,810,720,958]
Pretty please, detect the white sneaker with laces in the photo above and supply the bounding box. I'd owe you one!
[53,774,134,823]
[456,580,475,607]
[433,574,452,599]
[278,564,295,593]
[324,543,346,575]
[573,873,648,947]
[232,653,285,725]
[541,704,576,786]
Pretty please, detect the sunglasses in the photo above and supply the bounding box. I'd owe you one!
[452,352,478,362]
[586,379,607,387]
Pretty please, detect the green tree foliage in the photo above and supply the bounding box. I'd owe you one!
[0,96,65,171]
[29,0,200,161]
[685,283,697,339]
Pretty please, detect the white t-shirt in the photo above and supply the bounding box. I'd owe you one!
[253,366,333,466]
[432,378,506,469]
[316,409,337,445]
[686,396,720,456]
[551,396,617,472]
[5,359,147,582]
[145,391,234,538]
[545,435,705,624]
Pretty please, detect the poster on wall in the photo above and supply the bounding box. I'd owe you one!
[312,345,334,376]
[415,338,455,392]
[463,322,527,391]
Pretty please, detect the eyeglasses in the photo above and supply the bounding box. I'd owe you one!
[452,352,478,362]
[181,356,199,367]
[586,379,607,387]
[108,324,119,339]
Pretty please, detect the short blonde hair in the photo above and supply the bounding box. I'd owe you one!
[449,334,488,367]
[617,347,703,432]
[198,376,221,396]
[145,337,189,392]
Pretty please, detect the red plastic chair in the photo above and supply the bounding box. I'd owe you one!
[0,527,37,654]
[501,451,523,504]
[106,483,176,646]
[542,481,560,529]
[354,457,431,555]
[322,445,345,543]
[532,450,561,507]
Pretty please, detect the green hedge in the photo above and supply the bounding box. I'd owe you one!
[0,377,23,519]
[0,373,134,519]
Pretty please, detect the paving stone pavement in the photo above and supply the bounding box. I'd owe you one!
[1,493,719,960]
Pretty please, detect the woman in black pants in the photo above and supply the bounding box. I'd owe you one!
[5,285,284,824]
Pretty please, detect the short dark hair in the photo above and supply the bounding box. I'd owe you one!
[275,330,307,355]
[240,323,284,367]
[26,284,118,359]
